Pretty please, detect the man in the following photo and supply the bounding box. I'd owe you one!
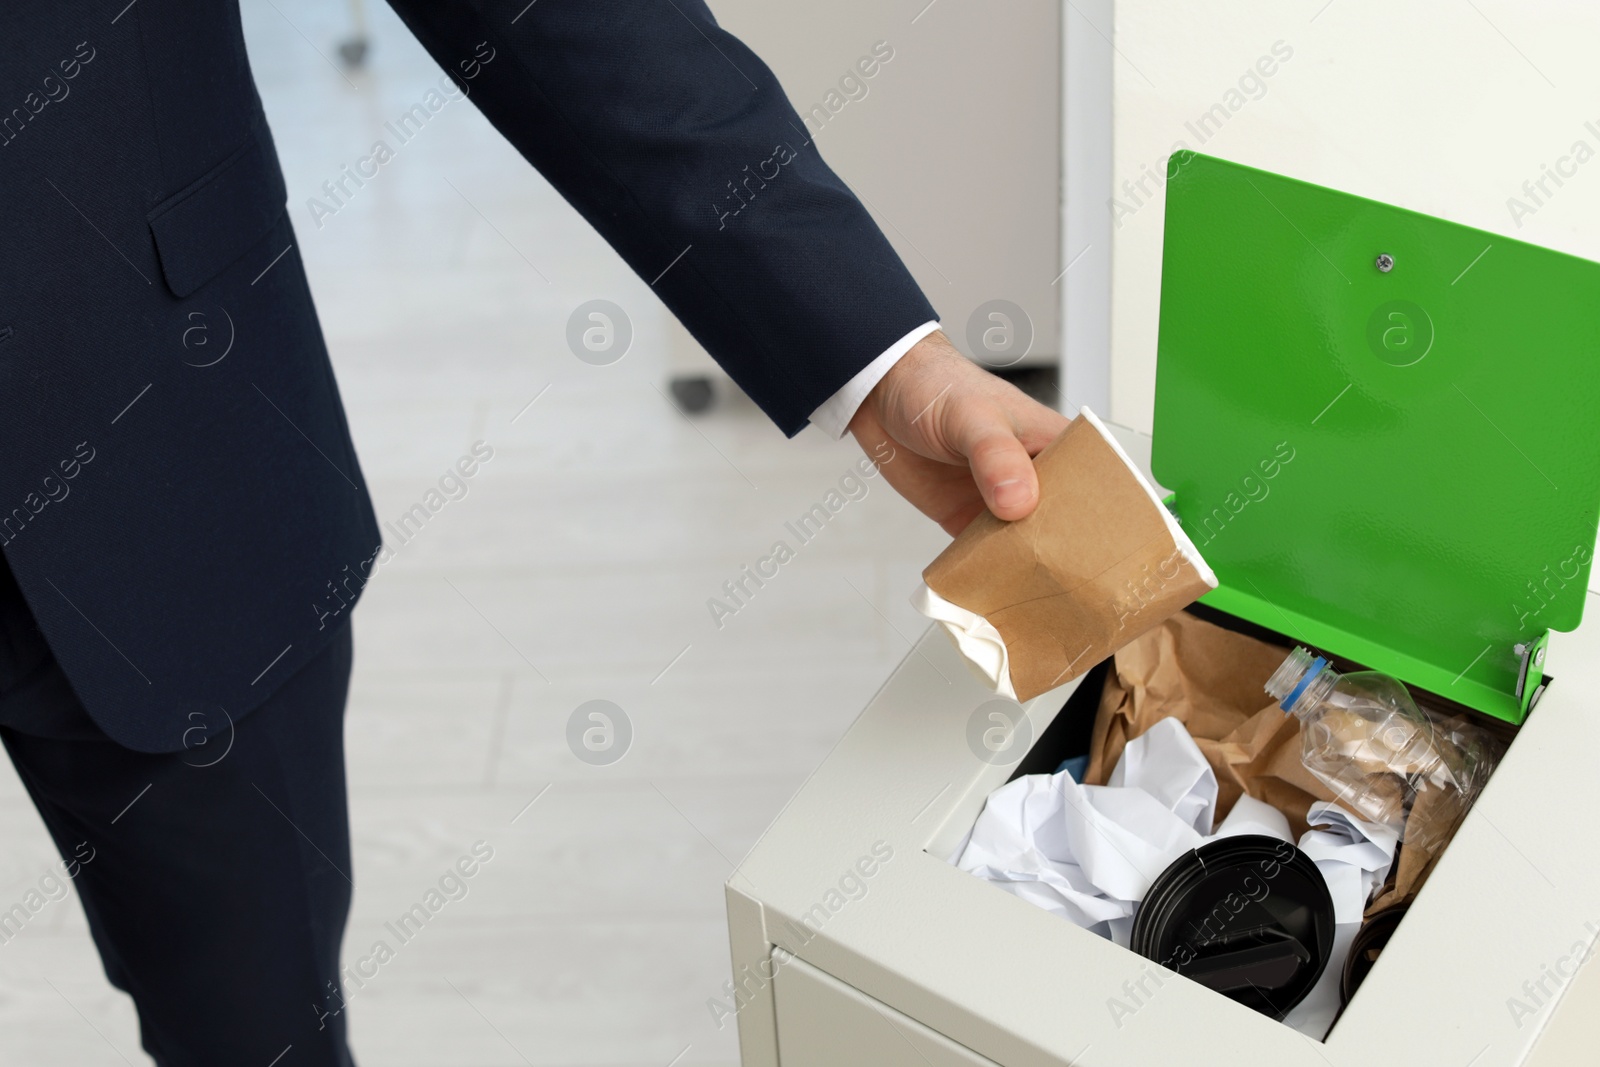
[1,1,1066,1061]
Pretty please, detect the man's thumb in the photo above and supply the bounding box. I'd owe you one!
[961,421,1041,522]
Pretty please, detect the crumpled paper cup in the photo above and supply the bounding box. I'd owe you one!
[914,408,1217,702]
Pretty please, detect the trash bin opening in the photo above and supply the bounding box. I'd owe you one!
[946,603,1526,1042]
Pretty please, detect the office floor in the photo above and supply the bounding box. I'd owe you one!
[0,2,949,1064]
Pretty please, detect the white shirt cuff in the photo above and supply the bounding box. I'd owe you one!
[807,320,941,439]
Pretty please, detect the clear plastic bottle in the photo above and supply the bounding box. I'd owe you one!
[1264,647,1495,848]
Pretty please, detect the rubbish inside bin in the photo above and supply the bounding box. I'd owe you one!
[1054,754,1090,782]
[954,712,1394,1034]
[1084,612,1337,839]
[1364,782,1473,914]
[913,408,1216,702]
[1266,647,1498,851]
[952,611,1508,1038]
[1130,835,1335,1019]
[1340,902,1411,1007]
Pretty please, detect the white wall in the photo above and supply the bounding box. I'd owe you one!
[675,0,1062,377]
[1062,0,1114,416]
[1110,0,1600,433]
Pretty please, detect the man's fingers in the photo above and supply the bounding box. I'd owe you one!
[852,331,1071,530]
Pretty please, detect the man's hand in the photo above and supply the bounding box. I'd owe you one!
[849,330,1071,536]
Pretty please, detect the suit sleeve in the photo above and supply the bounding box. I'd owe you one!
[383,0,939,436]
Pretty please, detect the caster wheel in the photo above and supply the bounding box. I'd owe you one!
[337,37,370,69]
[669,375,716,414]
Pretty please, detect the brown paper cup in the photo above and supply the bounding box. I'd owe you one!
[922,409,1217,702]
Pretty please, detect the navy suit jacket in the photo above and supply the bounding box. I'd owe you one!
[0,0,936,751]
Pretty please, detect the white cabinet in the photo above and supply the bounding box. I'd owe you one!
[775,956,998,1066]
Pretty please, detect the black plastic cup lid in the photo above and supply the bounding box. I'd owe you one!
[1131,834,1336,1020]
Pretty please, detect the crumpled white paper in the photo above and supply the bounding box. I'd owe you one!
[955,715,1398,1038]
[1298,801,1401,925]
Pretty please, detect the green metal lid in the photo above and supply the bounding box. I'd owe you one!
[1152,152,1600,724]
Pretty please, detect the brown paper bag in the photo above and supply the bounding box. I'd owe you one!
[1365,785,1457,914]
[1084,611,1339,838]
[1365,748,1492,912]
[922,412,1215,702]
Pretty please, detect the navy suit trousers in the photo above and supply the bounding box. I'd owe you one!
[0,558,356,1066]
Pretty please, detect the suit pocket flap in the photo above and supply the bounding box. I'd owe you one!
[147,128,289,298]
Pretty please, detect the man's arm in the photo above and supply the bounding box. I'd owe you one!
[386,0,1065,530]
[384,0,933,434]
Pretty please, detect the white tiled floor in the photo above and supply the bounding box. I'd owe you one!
[0,2,949,1063]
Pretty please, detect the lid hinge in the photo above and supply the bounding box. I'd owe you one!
[1514,632,1551,718]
